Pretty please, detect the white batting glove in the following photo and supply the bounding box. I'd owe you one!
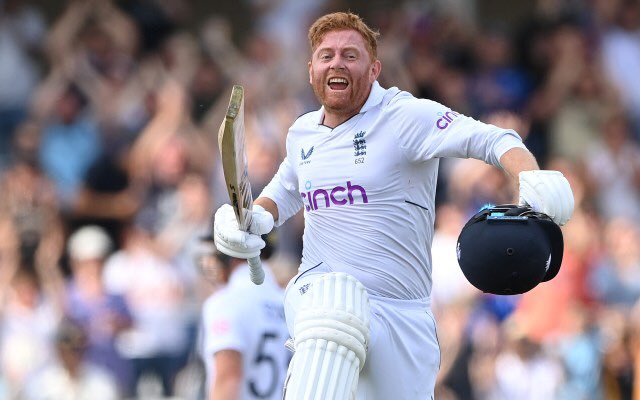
[213,204,274,259]
[519,170,575,226]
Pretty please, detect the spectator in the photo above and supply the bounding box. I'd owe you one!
[556,305,603,400]
[0,216,63,398]
[0,120,60,251]
[70,149,142,248]
[0,0,46,167]
[469,28,531,116]
[102,218,188,397]
[39,84,102,208]
[599,308,634,400]
[601,0,640,137]
[589,218,640,307]
[585,111,640,223]
[64,225,133,395]
[492,322,564,399]
[21,318,119,400]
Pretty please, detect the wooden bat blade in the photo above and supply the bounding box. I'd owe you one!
[217,85,265,285]
[218,85,253,231]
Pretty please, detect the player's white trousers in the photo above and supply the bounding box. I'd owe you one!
[284,267,440,400]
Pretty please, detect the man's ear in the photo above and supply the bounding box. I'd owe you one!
[308,61,313,84]
[370,59,381,83]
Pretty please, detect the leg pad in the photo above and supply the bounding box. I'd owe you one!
[284,273,370,400]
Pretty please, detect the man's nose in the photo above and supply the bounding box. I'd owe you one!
[329,56,345,70]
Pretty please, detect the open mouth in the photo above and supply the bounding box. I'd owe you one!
[328,77,348,90]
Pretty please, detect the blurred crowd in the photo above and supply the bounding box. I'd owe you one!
[0,0,639,399]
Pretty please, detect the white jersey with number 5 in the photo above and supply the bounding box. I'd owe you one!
[261,81,526,300]
[201,264,289,400]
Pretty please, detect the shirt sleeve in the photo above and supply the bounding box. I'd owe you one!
[202,297,247,356]
[258,138,303,227]
[388,96,527,167]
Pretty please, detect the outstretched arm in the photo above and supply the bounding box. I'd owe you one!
[499,147,539,180]
[499,147,539,198]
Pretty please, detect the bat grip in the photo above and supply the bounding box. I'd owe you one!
[248,256,265,285]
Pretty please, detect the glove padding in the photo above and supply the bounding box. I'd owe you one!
[519,170,574,226]
[214,204,274,259]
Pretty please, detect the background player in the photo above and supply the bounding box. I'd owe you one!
[199,233,290,400]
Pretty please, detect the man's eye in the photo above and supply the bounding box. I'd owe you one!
[320,54,331,60]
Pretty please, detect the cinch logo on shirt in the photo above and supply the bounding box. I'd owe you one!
[300,181,368,211]
[436,110,460,129]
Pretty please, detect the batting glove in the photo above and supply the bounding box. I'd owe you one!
[213,204,274,259]
[519,170,574,226]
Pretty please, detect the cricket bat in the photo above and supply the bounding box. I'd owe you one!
[218,85,265,285]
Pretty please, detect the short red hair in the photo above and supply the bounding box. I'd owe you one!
[308,12,380,60]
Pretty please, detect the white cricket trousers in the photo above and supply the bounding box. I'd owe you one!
[284,269,440,400]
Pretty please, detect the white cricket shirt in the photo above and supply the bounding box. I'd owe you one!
[260,81,526,300]
[201,264,289,400]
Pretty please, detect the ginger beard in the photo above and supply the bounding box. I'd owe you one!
[308,30,381,124]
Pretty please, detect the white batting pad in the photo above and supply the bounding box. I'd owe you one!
[284,272,370,400]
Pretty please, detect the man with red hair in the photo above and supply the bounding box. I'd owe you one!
[213,11,574,399]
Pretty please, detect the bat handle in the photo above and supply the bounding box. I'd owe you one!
[248,256,265,285]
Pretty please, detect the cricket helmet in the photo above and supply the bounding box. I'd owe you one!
[456,204,564,295]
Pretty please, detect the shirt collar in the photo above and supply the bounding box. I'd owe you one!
[359,80,386,113]
[317,81,386,125]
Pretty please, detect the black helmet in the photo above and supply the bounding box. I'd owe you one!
[456,204,564,295]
